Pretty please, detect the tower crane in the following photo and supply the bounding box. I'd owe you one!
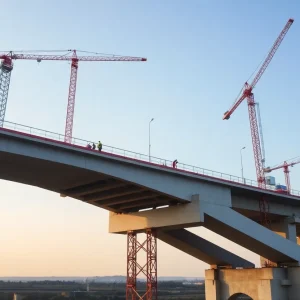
[264,158,300,194]
[222,18,294,188]
[0,50,147,143]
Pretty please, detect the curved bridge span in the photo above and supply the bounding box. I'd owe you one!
[1,121,300,292]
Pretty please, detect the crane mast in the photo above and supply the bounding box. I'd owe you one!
[0,50,147,143]
[223,18,294,187]
[256,102,266,169]
[247,93,264,186]
[65,51,78,143]
[0,55,13,127]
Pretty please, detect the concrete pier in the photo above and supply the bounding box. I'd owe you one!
[205,267,300,300]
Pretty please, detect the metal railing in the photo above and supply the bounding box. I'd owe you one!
[2,120,300,198]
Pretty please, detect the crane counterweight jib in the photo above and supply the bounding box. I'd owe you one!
[222,93,247,120]
[263,167,271,173]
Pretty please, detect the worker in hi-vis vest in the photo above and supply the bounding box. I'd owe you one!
[97,141,102,151]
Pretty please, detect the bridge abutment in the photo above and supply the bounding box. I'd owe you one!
[205,267,300,300]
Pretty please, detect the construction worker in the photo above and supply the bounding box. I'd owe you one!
[92,143,96,150]
[172,159,178,168]
[97,141,102,151]
[86,143,92,149]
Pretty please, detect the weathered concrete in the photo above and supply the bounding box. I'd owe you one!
[205,267,300,300]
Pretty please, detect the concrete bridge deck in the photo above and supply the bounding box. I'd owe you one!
[1,121,300,214]
[1,121,300,268]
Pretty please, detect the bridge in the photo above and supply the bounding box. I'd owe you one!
[1,120,300,300]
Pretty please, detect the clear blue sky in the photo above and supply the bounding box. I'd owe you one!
[0,0,299,276]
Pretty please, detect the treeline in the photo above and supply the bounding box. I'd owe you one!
[0,280,205,300]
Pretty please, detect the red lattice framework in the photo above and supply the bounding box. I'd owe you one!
[126,229,157,300]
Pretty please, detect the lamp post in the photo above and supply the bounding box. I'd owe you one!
[240,146,246,183]
[149,118,154,161]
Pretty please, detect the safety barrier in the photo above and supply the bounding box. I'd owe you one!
[2,120,300,197]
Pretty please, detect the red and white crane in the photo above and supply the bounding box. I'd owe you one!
[222,19,294,187]
[264,158,300,194]
[0,50,147,143]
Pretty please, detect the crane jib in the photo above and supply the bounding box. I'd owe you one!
[0,50,147,142]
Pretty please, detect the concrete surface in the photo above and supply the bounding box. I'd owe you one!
[260,219,300,267]
[157,229,254,268]
[110,196,300,265]
[205,267,300,300]
[0,128,300,216]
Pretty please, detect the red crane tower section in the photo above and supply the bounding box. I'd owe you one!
[0,50,147,143]
[223,19,293,188]
[264,158,300,194]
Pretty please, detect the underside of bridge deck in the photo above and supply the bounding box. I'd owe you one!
[61,177,182,213]
[0,151,185,213]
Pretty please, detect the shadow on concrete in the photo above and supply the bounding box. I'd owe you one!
[228,293,253,300]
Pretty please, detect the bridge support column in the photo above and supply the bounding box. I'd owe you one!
[205,267,300,300]
[126,229,157,300]
[284,217,297,243]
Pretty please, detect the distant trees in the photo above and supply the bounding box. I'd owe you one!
[0,280,205,300]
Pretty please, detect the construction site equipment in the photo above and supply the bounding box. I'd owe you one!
[222,19,294,188]
[126,229,157,300]
[264,158,300,194]
[0,50,146,143]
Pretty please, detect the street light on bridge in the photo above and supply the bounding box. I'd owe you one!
[240,146,246,183]
[149,118,154,162]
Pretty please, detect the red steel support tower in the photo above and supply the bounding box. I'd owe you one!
[126,229,157,300]
[0,50,146,143]
[146,229,157,299]
[223,18,293,188]
[127,231,137,300]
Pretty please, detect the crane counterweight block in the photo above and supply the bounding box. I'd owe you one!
[223,111,230,120]
[1,56,13,72]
